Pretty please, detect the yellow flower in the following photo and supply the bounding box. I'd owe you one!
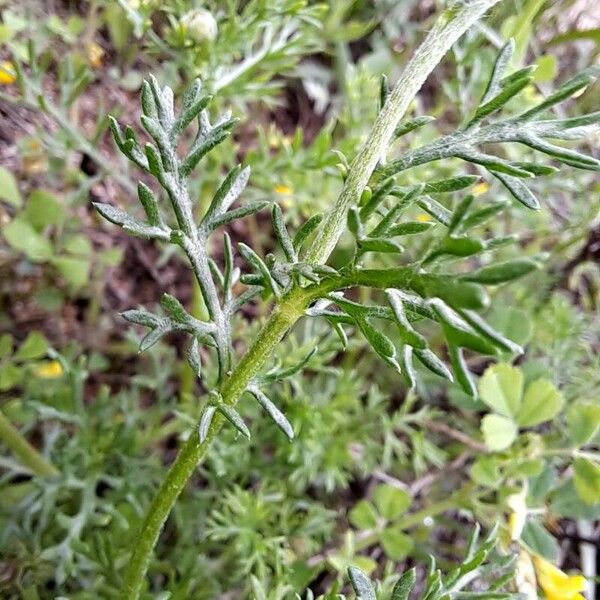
[0,61,16,85]
[473,181,490,196]
[507,489,527,540]
[34,360,64,379]
[416,213,431,223]
[273,184,293,195]
[533,555,587,600]
[87,42,105,69]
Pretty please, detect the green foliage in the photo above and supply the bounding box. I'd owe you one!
[341,525,518,600]
[1,2,599,599]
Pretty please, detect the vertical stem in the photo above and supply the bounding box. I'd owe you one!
[305,0,502,265]
[0,410,59,477]
[122,298,305,599]
[120,2,502,596]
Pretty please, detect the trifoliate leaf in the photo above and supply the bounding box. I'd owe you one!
[478,363,523,418]
[14,331,48,361]
[573,458,600,505]
[381,526,414,560]
[0,166,22,207]
[567,402,600,446]
[521,520,559,561]
[348,500,379,530]
[481,413,518,451]
[373,484,411,520]
[516,378,564,427]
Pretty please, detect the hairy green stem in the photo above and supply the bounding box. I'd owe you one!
[305,0,502,265]
[122,295,306,598]
[0,410,59,477]
[121,2,501,596]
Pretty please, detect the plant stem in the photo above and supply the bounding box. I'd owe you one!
[121,2,502,596]
[0,410,59,477]
[305,0,502,265]
[122,295,306,599]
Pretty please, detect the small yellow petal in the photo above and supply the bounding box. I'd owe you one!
[473,182,490,196]
[0,61,16,85]
[34,360,64,379]
[274,184,293,195]
[534,555,587,600]
[87,42,104,69]
[416,213,431,223]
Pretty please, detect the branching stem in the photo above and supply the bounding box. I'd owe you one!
[121,2,502,596]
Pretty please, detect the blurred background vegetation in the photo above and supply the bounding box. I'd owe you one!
[0,0,598,598]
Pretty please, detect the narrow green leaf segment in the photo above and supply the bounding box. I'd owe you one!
[92,0,598,596]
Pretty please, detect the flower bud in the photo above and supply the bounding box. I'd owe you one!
[180,8,217,43]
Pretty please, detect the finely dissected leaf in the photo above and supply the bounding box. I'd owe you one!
[160,293,191,325]
[137,182,161,226]
[348,567,376,600]
[187,337,202,377]
[448,195,475,233]
[293,214,323,251]
[394,116,435,138]
[422,175,479,194]
[359,177,395,220]
[238,243,281,299]
[386,221,434,236]
[202,166,251,230]
[460,259,539,284]
[121,309,163,328]
[392,568,416,600]
[492,173,540,209]
[386,289,427,349]
[478,363,523,418]
[448,344,477,396]
[180,120,235,178]
[414,348,454,381]
[429,236,486,260]
[247,386,294,440]
[399,345,417,389]
[430,299,497,355]
[358,237,404,254]
[93,202,170,240]
[210,201,270,230]
[481,414,518,451]
[458,310,523,355]
[519,67,598,120]
[139,324,169,353]
[415,274,489,311]
[480,39,515,103]
[198,405,217,443]
[516,378,564,427]
[469,75,533,126]
[271,203,295,262]
[216,403,251,439]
